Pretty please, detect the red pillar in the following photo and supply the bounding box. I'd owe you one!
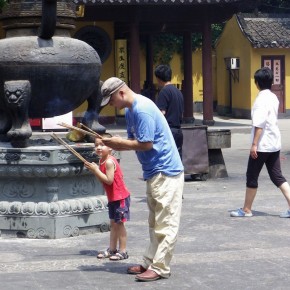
[129,21,141,93]
[202,12,215,125]
[183,31,194,123]
[144,35,155,100]
[146,35,153,86]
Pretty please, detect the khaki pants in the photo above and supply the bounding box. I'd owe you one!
[142,171,184,278]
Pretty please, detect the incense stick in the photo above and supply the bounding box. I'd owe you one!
[57,122,103,139]
[81,123,112,138]
[51,133,87,163]
[80,123,97,135]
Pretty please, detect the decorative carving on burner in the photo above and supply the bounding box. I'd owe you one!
[39,152,50,161]
[27,227,47,239]
[0,197,107,216]
[22,202,36,215]
[1,152,27,162]
[70,199,83,213]
[35,202,49,215]
[46,179,59,202]
[48,202,60,215]
[8,201,22,214]
[63,225,80,237]
[33,167,47,177]
[0,164,91,177]
[71,177,94,197]
[3,180,35,198]
[58,151,73,161]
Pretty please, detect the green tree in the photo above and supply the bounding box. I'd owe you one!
[151,0,290,64]
[0,0,7,10]
[151,24,223,65]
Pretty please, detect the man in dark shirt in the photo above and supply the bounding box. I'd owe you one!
[155,64,184,159]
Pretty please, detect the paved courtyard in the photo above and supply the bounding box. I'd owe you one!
[0,115,290,290]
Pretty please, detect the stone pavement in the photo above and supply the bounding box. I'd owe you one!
[1,115,290,290]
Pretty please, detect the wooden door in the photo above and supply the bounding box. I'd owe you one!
[262,56,285,113]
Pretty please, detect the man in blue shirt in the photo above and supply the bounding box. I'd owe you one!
[100,77,184,282]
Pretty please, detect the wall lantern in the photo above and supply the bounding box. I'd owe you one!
[224,57,240,82]
[224,57,240,114]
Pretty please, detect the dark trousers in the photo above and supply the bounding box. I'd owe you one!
[170,128,183,160]
[246,151,286,188]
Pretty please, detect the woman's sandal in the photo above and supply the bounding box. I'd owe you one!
[109,251,129,261]
[97,248,117,259]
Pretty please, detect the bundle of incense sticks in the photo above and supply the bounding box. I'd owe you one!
[51,133,87,163]
[57,122,103,139]
[80,123,96,135]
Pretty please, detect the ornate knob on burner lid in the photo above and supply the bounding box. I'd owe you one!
[39,0,57,39]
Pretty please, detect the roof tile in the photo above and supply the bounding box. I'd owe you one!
[237,13,290,48]
[74,0,244,4]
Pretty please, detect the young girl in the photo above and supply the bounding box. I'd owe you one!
[85,137,130,260]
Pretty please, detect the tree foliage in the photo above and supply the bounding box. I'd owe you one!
[151,24,222,65]
[0,0,7,10]
[151,0,290,64]
[152,34,183,65]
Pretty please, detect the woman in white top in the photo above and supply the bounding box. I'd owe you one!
[231,67,290,218]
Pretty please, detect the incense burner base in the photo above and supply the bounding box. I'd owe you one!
[0,140,110,239]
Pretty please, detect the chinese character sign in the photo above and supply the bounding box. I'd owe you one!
[273,60,281,85]
[263,59,280,85]
[115,39,128,84]
[263,60,271,69]
[115,39,128,115]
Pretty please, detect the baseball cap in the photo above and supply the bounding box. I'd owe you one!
[101,77,125,106]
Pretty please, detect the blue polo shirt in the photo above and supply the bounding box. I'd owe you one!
[125,94,184,180]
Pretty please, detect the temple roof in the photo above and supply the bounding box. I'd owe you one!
[74,0,249,5]
[237,13,290,48]
[78,0,255,30]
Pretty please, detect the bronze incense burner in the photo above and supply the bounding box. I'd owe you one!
[0,0,102,147]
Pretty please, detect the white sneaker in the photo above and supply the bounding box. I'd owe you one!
[230,208,253,217]
[280,209,290,218]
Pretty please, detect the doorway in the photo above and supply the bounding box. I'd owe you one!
[262,56,285,113]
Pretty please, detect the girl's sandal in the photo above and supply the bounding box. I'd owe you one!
[97,248,116,259]
[109,251,129,261]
